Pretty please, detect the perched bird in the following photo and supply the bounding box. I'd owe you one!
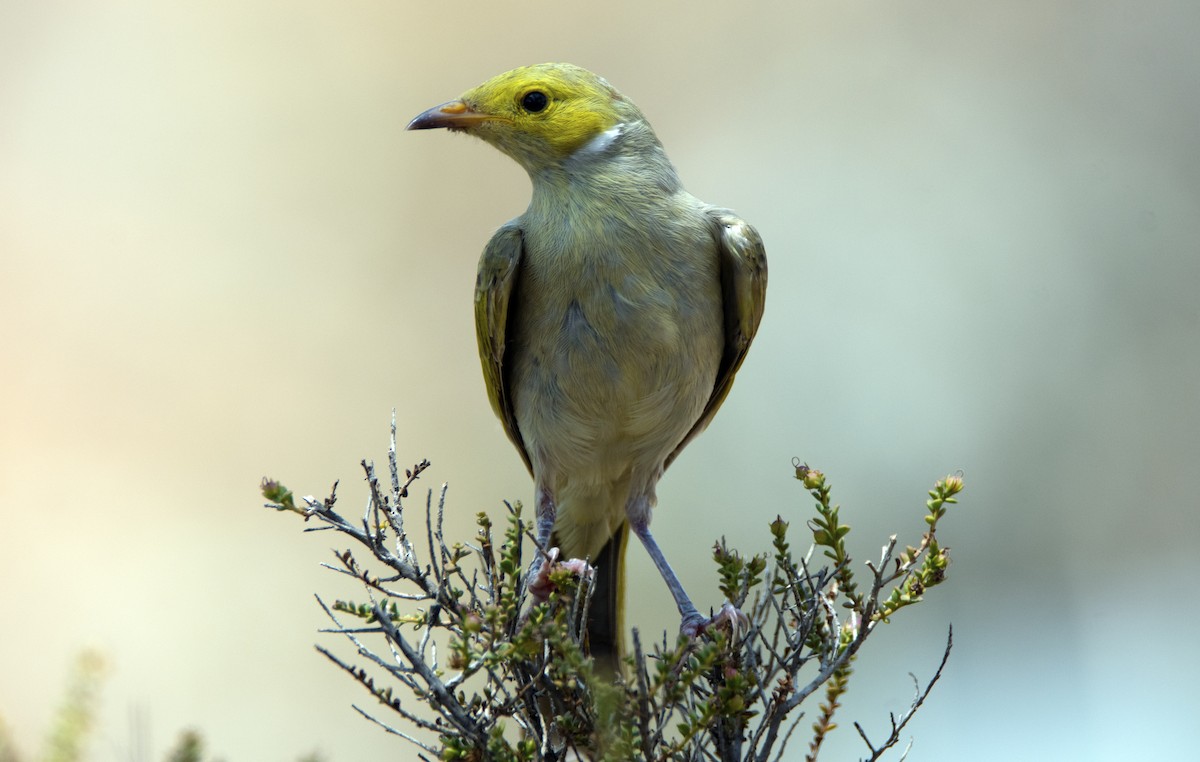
[408,63,766,670]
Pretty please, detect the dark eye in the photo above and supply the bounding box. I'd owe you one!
[521,90,549,113]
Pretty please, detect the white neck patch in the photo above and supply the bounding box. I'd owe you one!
[575,123,625,157]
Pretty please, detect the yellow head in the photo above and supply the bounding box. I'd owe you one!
[407,63,651,173]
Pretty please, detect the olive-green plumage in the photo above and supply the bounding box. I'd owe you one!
[409,63,766,672]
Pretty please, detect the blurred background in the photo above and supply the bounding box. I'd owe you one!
[3,1,1197,759]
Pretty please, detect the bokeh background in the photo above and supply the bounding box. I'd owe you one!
[3,1,1198,759]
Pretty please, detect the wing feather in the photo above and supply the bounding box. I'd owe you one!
[474,223,533,475]
[665,211,767,469]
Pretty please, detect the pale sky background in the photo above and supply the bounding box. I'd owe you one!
[3,1,1198,760]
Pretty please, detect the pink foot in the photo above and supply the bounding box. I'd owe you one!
[527,548,595,602]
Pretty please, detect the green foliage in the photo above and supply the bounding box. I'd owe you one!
[0,652,319,762]
[712,539,766,609]
[264,436,964,761]
[0,651,107,762]
[878,474,962,622]
[163,730,207,762]
[43,651,105,762]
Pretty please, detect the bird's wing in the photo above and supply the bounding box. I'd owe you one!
[665,211,768,469]
[475,223,533,476]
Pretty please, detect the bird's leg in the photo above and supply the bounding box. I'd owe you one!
[628,514,702,628]
[628,496,748,639]
[534,484,557,555]
[525,487,595,603]
[526,486,559,601]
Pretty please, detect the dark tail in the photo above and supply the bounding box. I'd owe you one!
[585,522,628,678]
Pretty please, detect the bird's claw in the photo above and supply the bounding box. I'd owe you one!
[680,601,749,641]
[527,547,595,602]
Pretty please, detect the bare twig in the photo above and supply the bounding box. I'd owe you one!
[263,451,964,761]
[855,626,954,761]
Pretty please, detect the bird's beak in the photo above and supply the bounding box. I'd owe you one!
[407,100,495,131]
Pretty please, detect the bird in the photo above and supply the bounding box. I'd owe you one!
[408,63,766,672]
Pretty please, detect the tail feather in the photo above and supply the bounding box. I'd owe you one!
[586,522,627,677]
[551,522,627,678]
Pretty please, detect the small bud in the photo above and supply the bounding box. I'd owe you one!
[261,477,296,511]
[799,467,825,491]
[748,555,767,575]
[770,516,789,538]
